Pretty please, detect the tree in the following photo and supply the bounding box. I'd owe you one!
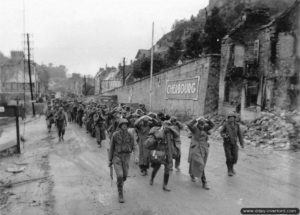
[166,39,183,66]
[133,54,166,79]
[172,19,187,30]
[82,82,95,96]
[203,7,227,53]
[184,32,203,59]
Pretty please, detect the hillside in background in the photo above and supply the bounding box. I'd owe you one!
[155,0,294,53]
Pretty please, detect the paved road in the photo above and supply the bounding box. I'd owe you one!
[1,117,299,215]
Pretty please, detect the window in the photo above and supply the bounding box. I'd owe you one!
[234,45,245,67]
[246,80,259,107]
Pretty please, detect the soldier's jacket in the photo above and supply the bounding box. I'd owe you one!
[45,110,54,120]
[220,122,244,146]
[77,108,84,117]
[187,119,214,148]
[56,112,67,128]
[109,129,137,161]
[146,126,179,166]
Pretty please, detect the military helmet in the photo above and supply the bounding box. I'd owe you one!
[118,118,129,127]
[147,112,157,119]
[227,112,237,118]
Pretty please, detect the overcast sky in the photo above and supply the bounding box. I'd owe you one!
[0,0,209,76]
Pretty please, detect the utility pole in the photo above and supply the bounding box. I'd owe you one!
[149,22,154,111]
[26,33,35,116]
[84,75,87,96]
[123,57,126,86]
[15,98,21,154]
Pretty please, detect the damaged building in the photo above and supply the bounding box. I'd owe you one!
[218,0,300,121]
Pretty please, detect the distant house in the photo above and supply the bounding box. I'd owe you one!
[2,72,38,94]
[0,51,40,99]
[66,73,83,96]
[135,49,151,60]
[94,67,122,95]
[218,1,300,120]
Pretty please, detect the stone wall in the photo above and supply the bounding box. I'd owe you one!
[218,42,232,115]
[204,58,220,115]
[102,56,220,118]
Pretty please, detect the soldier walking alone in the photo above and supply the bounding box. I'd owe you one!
[220,113,244,176]
[108,119,138,203]
[56,107,67,142]
[45,105,54,133]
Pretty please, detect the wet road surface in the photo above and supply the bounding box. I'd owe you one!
[1,117,299,215]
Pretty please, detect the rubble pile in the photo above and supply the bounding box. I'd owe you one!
[244,111,300,150]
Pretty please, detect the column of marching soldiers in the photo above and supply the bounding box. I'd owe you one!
[45,99,244,203]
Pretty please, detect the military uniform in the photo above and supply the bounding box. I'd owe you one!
[94,111,106,146]
[77,106,84,127]
[170,118,184,170]
[134,116,152,175]
[45,108,54,132]
[56,109,67,141]
[146,125,179,192]
[109,119,137,203]
[187,118,214,189]
[220,117,244,176]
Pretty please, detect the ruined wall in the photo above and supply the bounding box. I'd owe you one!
[259,27,299,110]
[273,33,296,110]
[204,56,221,115]
[218,41,232,115]
[102,56,220,118]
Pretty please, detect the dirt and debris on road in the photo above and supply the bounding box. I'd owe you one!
[243,110,300,150]
[0,116,300,215]
[0,118,55,215]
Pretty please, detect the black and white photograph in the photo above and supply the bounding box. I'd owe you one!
[0,0,299,214]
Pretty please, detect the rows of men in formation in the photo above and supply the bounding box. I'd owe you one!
[45,98,244,203]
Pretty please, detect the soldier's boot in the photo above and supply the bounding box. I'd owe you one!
[141,169,147,176]
[118,185,124,203]
[117,178,125,203]
[201,173,210,190]
[232,164,236,175]
[141,170,148,176]
[227,163,233,176]
[190,175,196,182]
[150,168,159,185]
[162,173,171,192]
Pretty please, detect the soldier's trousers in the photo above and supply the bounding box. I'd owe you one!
[57,126,65,137]
[223,143,238,166]
[113,154,131,186]
[151,162,170,177]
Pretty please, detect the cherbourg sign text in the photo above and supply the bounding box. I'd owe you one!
[165,76,200,100]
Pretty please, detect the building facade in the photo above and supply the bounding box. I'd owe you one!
[218,2,300,120]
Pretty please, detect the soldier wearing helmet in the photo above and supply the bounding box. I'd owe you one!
[220,112,244,176]
[108,118,138,203]
[56,106,67,142]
